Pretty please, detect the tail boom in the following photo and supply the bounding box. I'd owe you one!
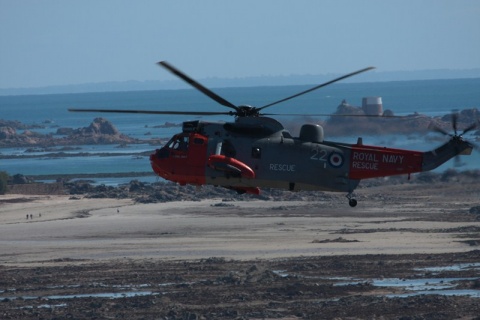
[348,138,473,180]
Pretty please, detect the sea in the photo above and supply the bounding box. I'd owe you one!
[1,78,480,185]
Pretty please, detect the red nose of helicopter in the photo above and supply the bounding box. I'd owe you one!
[150,148,169,180]
[149,132,209,186]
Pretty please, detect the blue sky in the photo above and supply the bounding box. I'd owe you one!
[1,0,479,89]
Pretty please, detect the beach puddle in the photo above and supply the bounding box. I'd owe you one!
[5,290,158,302]
[2,282,169,304]
[275,262,480,299]
[335,277,480,297]
[386,289,480,298]
[415,262,480,273]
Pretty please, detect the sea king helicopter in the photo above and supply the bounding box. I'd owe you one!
[70,61,477,207]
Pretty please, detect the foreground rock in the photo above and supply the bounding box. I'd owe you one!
[1,252,479,319]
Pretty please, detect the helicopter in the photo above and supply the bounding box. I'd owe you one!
[70,61,477,207]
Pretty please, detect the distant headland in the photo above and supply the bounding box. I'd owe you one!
[1,68,479,96]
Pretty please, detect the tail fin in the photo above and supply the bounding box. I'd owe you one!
[422,137,473,172]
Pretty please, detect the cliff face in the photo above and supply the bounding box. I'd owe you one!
[0,118,138,147]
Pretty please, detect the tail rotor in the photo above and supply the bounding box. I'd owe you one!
[429,112,479,167]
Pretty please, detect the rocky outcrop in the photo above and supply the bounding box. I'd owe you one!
[78,117,120,135]
[0,127,49,146]
[56,127,74,135]
[0,126,16,139]
[58,118,137,145]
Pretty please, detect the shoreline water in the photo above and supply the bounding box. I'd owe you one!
[2,130,479,182]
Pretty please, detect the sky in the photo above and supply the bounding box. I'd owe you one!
[1,0,479,89]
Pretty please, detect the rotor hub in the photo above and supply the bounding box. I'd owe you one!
[236,105,260,117]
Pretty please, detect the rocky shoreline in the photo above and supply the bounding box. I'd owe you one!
[0,117,163,148]
[6,169,480,210]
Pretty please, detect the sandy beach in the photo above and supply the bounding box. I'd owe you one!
[1,181,479,319]
[1,183,479,266]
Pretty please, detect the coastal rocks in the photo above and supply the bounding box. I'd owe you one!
[0,119,44,130]
[79,117,120,135]
[67,180,135,199]
[64,118,136,145]
[0,118,138,147]
[11,174,32,184]
[0,126,16,139]
[56,127,74,135]
[7,169,480,201]
[0,127,46,146]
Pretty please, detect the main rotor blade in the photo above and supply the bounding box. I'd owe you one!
[158,61,238,111]
[68,108,232,116]
[461,121,478,136]
[451,112,458,135]
[258,66,375,111]
[262,113,410,118]
[430,124,451,136]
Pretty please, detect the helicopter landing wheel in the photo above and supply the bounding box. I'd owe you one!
[346,193,357,207]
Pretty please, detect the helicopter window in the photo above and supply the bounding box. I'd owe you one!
[169,136,189,151]
[282,131,293,139]
[251,147,262,159]
[222,140,236,157]
[166,138,175,148]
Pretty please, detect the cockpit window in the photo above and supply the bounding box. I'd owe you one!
[168,135,189,151]
[251,147,261,159]
[282,131,293,139]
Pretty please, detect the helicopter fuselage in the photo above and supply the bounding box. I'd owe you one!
[70,61,476,207]
[149,116,473,202]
